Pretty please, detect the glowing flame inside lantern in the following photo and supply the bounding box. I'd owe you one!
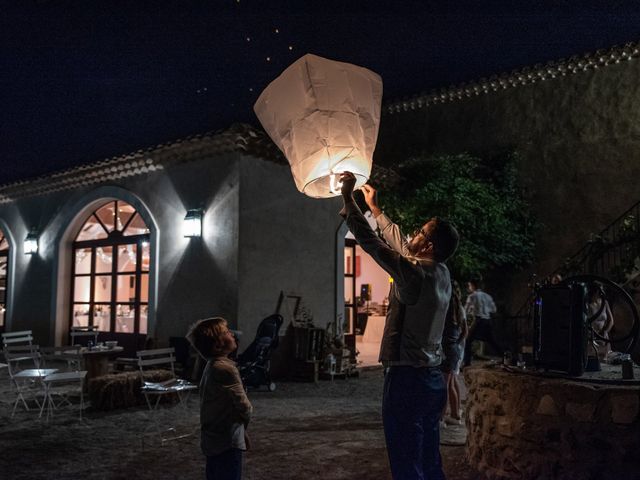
[254,54,383,198]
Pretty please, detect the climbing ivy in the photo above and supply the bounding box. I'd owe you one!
[376,152,537,280]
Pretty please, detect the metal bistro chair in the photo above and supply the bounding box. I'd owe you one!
[69,326,99,347]
[137,347,197,410]
[40,370,88,422]
[2,330,37,372]
[136,347,197,443]
[3,345,49,416]
[41,345,82,371]
[4,344,41,372]
[2,330,34,348]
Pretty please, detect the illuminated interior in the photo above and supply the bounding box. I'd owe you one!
[72,200,150,334]
[0,230,8,328]
[344,213,389,367]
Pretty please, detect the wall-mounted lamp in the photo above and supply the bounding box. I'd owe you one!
[183,209,203,238]
[24,231,39,254]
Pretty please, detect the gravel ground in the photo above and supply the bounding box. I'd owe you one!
[0,367,482,480]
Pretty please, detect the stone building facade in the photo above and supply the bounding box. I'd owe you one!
[0,125,344,353]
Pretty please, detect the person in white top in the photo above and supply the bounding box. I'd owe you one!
[463,279,501,367]
[586,282,614,360]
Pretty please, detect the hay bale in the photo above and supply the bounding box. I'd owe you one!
[88,370,177,411]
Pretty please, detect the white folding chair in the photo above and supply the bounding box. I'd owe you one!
[2,330,34,347]
[4,344,41,372]
[137,348,197,443]
[70,326,99,346]
[137,348,197,410]
[41,345,82,371]
[4,348,52,417]
[39,370,87,422]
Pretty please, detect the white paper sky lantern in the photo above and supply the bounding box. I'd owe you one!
[254,53,383,198]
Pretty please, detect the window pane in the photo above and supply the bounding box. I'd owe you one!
[344,307,353,335]
[140,274,149,303]
[96,202,116,232]
[140,305,148,334]
[123,213,150,236]
[117,244,136,272]
[116,202,136,232]
[74,277,91,302]
[117,274,136,302]
[115,304,134,333]
[0,236,8,251]
[141,242,150,271]
[73,304,90,327]
[344,278,353,304]
[76,214,108,241]
[94,276,112,302]
[0,256,7,303]
[93,305,111,332]
[344,248,352,274]
[74,248,92,275]
[95,247,113,273]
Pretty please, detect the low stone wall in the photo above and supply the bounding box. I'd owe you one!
[464,365,639,480]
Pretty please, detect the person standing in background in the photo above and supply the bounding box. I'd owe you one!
[440,280,468,426]
[463,278,500,367]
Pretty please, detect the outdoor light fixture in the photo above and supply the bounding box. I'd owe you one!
[24,231,38,254]
[183,209,203,238]
[254,53,382,198]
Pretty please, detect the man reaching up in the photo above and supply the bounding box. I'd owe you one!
[339,172,459,480]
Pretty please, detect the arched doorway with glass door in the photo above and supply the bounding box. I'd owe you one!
[71,200,150,352]
[0,229,10,333]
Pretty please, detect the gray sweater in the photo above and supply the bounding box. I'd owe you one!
[342,200,451,367]
[199,356,252,456]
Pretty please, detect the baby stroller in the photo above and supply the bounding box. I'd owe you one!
[237,314,283,391]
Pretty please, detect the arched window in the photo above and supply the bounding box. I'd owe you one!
[72,201,150,335]
[0,230,9,329]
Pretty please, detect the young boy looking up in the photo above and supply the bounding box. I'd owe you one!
[187,317,252,480]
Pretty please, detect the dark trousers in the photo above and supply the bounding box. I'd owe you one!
[206,448,242,480]
[463,317,502,366]
[382,366,447,480]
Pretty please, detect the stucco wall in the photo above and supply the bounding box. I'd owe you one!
[376,59,640,311]
[141,154,240,337]
[0,192,70,343]
[237,156,343,337]
[0,151,241,345]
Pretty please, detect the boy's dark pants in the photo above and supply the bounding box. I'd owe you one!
[382,366,447,480]
[206,448,242,480]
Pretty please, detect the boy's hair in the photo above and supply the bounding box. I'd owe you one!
[429,217,459,263]
[186,317,231,359]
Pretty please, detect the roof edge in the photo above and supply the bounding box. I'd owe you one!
[0,123,284,204]
[384,41,640,114]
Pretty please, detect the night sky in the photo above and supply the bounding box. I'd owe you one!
[2,1,640,185]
